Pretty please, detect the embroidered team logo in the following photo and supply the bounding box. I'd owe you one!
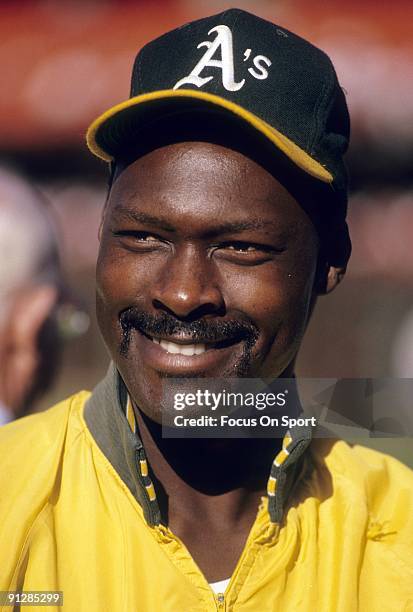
[173,25,271,92]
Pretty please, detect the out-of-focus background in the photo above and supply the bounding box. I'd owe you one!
[1,0,412,459]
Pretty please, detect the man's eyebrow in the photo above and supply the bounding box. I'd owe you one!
[204,219,276,236]
[112,208,176,232]
[112,207,280,236]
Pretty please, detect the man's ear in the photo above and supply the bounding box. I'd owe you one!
[314,261,346,295]
[325,265,346,294]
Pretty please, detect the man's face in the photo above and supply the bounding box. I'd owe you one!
[97,141,320,421]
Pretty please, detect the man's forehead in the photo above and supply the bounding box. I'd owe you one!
[113,134,267,183]
[110,140,295,202]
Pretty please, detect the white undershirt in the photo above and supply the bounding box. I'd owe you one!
[209,578,231,594]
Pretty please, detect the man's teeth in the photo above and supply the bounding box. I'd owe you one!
[152,338,206,355]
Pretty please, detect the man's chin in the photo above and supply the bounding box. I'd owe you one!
[119,358,257,429]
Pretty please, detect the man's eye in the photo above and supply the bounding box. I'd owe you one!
[225,243,258,253]
[114,231,159,242]
[221,242,271,254]
[112,231,168,250]
[213,241,279,265]
[134,234,159,242]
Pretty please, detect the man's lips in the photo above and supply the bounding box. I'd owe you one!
[143,332,240,356]
[151,337,207,356]
[129,329,244,375]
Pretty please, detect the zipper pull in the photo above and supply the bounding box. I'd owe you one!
[216,592,225,609]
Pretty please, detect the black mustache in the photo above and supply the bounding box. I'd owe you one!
[119,308,259,355]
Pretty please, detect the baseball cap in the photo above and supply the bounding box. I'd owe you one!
[86,8,351,264]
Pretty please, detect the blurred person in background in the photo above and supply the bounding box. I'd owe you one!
[0,167,63,423]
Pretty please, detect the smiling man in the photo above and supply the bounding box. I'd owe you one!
[1,9,412,612]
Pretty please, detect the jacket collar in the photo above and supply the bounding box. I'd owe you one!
[84,363,312,526]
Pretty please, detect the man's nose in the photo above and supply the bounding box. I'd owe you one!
[151,246,225,319]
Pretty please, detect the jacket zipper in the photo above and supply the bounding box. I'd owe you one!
[215,592,226,610]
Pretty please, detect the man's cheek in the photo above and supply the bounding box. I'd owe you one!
[259,286,312,349]
[96,251,119,307]
[97,258,138,311]
[96,292,117,351]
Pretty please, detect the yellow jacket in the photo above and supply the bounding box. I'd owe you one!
[1,368,413,611]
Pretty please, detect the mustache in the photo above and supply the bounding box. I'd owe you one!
[119,308,259,356]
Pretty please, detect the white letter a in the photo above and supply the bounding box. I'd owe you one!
[174,25,245,92]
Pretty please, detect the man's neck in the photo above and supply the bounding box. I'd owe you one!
[132,373,303,527]
[135,406,284,525]
[134,406,288,582]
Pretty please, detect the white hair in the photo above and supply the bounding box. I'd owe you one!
[0,168,60,322]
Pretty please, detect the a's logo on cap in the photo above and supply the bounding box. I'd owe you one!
[173,25,271,92]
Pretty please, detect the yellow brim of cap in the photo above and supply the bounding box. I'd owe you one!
[86,89,333,183]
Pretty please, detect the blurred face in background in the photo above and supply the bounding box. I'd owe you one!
[0,169,62,419]
[0,285,60,418]
[96,140,325,423]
